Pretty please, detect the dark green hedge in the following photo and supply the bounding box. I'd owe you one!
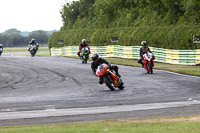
[48,26,200,50]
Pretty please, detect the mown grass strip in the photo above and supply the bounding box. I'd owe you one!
[1,115,200,133]
[3,47,49,53]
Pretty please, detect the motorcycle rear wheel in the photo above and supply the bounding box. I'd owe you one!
[103,76,115,91]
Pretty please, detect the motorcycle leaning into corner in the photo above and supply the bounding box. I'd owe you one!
[80,47,90,64]
[0,44,3,56]
[143,52,155,74]
[96,63,124,91]
[29,43,39,57]
[0,47,3,56]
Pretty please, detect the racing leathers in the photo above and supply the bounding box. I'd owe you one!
[0,46,3,56]
[138,46,152,67]
[91,58,121,84]
[28,41,39,51]
[77,42,90,57]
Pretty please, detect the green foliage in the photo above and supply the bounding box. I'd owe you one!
[50,0,200,49]
[49,26,200,50]
[28,30,49,44]
[0,29,52,47]
[3,28,21,35]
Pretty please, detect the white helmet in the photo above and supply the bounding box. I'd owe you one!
[141,41,147,46]
[82,39,86,43]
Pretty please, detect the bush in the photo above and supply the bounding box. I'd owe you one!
[48,26,200,50]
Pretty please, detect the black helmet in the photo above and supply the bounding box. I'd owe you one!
[92,53,99,61]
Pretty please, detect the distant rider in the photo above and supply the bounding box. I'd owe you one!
[77,39,90,58]
[0,44,3,56]
[91,53,121,84]
[138,41,153,68]
[28,38,39,51]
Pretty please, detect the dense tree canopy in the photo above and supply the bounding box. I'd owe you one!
[60,0,200,29]
[49,0,200,49]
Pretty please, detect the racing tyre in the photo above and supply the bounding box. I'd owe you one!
[149,62,153,74]
[103,76,115,91]
[84,54,88,64]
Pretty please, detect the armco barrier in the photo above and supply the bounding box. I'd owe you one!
[50,46,200,65]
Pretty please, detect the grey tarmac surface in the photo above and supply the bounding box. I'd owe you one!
[0,56,200,125]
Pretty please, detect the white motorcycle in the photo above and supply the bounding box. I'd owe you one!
[143,52,155,74]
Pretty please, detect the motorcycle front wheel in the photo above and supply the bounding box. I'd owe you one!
[103,76,115,91]
[148,62,153,74]
[84,54,88,64]
[31,51,35,57]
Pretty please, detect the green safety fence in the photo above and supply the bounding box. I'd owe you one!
[50,46,200,65]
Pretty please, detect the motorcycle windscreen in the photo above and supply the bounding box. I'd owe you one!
[96,64,108,76]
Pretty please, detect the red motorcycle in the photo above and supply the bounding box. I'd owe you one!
[143,52,154,74]
[96,64,124,91]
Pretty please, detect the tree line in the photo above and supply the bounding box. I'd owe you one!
[48,0,200,49]
[60,0,200,30]
[0,28,55,47]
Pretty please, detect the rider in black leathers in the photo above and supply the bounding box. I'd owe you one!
[0,44,3,56]
[138,41,152,68]
[28,38,39,51]
[91,53,121,84]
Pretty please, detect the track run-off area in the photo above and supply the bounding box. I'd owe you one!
[0,55,200,125]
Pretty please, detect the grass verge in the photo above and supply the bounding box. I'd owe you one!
[3,47,49,53]
[1,115,200,133]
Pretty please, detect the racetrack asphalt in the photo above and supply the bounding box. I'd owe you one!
[0,55,200,125]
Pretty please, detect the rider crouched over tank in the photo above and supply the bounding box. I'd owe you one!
[138,41,155,68]
[91,53,121,84]
[77,39,90,59]
[28,38,39,52]
[28,38,39,57]
[0,44,3,56]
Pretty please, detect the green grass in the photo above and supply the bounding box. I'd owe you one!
[1,115,200,133]
[3,47,49,53]
[3,47,50,57]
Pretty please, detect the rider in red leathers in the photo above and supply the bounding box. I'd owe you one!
[77,39,90,58]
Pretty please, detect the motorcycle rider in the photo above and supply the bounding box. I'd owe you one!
[28,38,39,51]
[0,44,3,56]
[77,39,90,58]
[91,53,121,84]
[138,41,152,68]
